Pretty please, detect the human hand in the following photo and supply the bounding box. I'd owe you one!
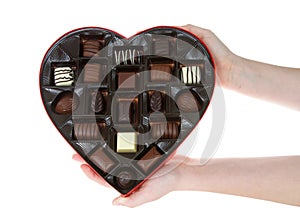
[180,24,242,88]
[72,153,187,207]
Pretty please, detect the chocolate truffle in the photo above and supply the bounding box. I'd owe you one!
[54,92,79,114]
[84,63,101,83]
[117,98,137,123]
[153,39,170,56]
[150,63,173,81]
[74,123,102,140]
[150,91,162,112]
[90,147,115,172]
[176,91,200,112]
[118,72,136,89]
[181,66,201,84]
[137,146,161,172]
[116,132,137,153]
[91,91,105,113]
[54,67,74,86]
[114,170,136,189]
[81,38,103,57]
[150,121,179,139]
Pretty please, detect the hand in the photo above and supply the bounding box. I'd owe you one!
[72,153,187,207]
[180,24,242,88]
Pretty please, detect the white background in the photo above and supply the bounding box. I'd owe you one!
[0,0,299,213]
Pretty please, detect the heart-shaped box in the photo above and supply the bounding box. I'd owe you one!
[39,26,215,195]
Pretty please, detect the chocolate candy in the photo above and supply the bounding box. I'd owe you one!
[181,66,201,84]
[116,132,137,153]
[176,91,200,112]
[117,98,137,123]
[137,147,161,172]
[150,63,173,81]
[118,72,136,89]
[114,49,141,65]
[149,91,162,112]
[91,91,105,113]
[90,147,115,172]
[84,63,101,83]
[74,122,104,140]
[81,37,103,57]
[54,67,74,86]
[114,169,136,189]
[150,121,179,139]
[54,92,79,114]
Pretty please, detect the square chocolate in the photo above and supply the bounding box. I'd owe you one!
[137,146,161,172]
[81,37,104,57]
[90,147,115,172]
[118,72,136,89]
[116,132,137,153]
[150,63,173,82]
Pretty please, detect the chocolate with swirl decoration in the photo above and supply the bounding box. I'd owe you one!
[91,91,105,113]
[150,91,162,112]
[54,67,74,86]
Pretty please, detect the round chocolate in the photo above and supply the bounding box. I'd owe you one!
[150,91,162,111]
[115,170,136,189]
[54,92,79,114]
[176,91,200,112]
[91,91,104,113]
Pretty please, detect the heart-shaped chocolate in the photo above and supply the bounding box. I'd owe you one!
[40,26,215,195]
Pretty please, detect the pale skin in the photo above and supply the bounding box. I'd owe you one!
[73,24,300,207]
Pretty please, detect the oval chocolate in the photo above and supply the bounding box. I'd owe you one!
[54,92,79,114]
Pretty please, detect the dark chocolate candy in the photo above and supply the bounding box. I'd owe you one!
[150,91,162,111]
[54,92,79,114]
[90,147,115,172]
[74,122,104,140]
[84,63,101,83]
[150,63,173,81]
[114,170,136,189]
[176,91,200,112]
[118,72,136,89]
[118,98,132,123]
[150,121,179,139]
[137,147,161,172]
[91,91,105,113]
[81,38,103,57]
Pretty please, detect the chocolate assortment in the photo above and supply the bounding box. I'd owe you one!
[40,27,215,195]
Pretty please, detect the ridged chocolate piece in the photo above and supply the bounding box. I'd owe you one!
[81,38,103,57]
[150,91,162,111]
[91,91,104,113]
[84,63,101,83]
[54,92,79,114]
[150,122,179,139]
[150,63,173,81]
[74,123,102,140]
[176,91,200,112]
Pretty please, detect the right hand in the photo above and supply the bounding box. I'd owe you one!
[180,24,242,88]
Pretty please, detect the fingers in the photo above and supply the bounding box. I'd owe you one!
[80,164,110,187]
[112,182,168,208]
[72,153,85,162]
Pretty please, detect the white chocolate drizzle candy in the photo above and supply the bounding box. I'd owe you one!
[114,49,141,65]
[54,67,74,86]
[181,66,201,84]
